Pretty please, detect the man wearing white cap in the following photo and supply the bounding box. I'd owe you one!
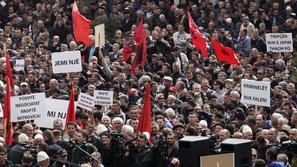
[162,76,173,99]
[242,125,253,140]
[19,82,30,95]
[34,134,44,146]
[8,133,28,164]
[37,151,49,167]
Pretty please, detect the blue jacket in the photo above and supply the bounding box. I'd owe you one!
[235,35,251,56]
[266,161,285,167]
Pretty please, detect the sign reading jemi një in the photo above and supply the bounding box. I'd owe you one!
[51,51,82,74]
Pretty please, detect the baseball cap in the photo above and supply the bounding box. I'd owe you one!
[225,79,233,83]
[20,82,28,86]
[56,149,68,157]
[168,87,177,93]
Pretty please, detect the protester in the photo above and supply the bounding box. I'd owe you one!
[0,0,297,167]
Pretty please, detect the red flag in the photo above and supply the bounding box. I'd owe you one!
[72,2,92,46]
[134,19,144,44]
[3,78,13,145]
[137,84,151,135]
[210,38,240,66]
[188,11,208,58]
[131,19,147,75]
[65,85,76,130]
[5,52,14,96]
[122,45,133,62]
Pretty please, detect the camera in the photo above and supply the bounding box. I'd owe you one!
[279,137,297,155]
[155,134,168,160]
[24,144,37,155]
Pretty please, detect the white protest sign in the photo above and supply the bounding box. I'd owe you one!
[15,59,25,71]
[0,104,3,118]
[266,33,293,52]
[77,93,95,111]
[0,1,6,7]
[241,79,270,107]
[11,93,46,122]
[35,99,73,129]
[51,51,82,74]
[95,24,105,47]
[94,90,114,106]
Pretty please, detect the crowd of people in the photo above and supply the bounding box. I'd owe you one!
[0,0,297,167]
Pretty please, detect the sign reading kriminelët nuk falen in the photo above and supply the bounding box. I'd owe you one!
[241,79,270,107]
[266,33,293,52]
[51,51,82,74]
[11,93,46,122]
[94,90,114,106]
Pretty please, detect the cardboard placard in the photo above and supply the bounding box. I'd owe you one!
[35,98,74,129]
[95,24,105,47]
[241,79,270,107]
[94,90,113,106]
[77,93,95,111]
[266,33,293,52]
[200,153,234,167]
[15,59,25,71]
[11,93,46,122]
[51,51,82,74]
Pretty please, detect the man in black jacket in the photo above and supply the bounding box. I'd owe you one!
[130,134,152,167]
[71,130,97,166]
[52,149,71,167]
[43,130,62,158]
[8,133,28,164]
[251,28,267,53]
